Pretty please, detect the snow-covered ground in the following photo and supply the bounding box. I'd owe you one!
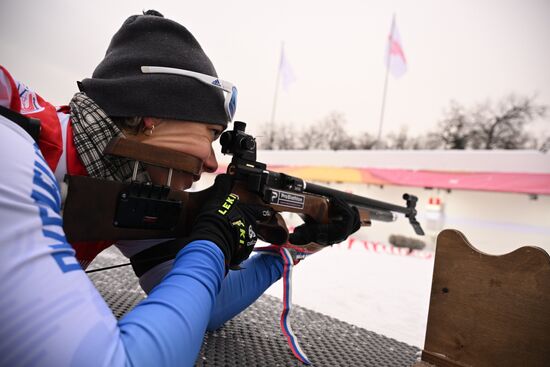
[262,237,434,348]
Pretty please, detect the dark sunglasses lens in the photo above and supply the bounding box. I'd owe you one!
[227,86,238,121]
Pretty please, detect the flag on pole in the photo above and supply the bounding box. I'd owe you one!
[385,15,407,78]
[279,44,296,91]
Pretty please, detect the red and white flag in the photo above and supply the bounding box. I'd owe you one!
[385,15,407,78]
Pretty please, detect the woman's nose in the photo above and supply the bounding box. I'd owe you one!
[203,147,218,173]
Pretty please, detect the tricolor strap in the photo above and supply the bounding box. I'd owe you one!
[279,247,311,365]
[255,245,312,365]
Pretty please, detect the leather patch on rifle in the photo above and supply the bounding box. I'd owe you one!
[104,136,202,175]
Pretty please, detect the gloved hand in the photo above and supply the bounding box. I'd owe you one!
[187,174,273,269]
[288,197,361,246]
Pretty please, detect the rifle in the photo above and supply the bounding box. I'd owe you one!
[63,121,424,244]
[220,121,424,239]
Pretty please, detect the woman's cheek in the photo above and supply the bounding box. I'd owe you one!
[184,138,214,162]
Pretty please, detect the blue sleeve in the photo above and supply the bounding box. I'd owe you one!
[119,240,225,366]
[207,253,283,331]
[0,118,227,367]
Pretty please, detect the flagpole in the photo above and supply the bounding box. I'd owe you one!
[269,42,283,148]
[376,14,396,147]
[270,47,282,125]
[377,55,391,144]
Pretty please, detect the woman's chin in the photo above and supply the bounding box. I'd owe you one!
[169,175,193,191]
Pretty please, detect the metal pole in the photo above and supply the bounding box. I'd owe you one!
[376,14,396,147]
[269,42,283,148]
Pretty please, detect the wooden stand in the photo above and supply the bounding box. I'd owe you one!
[414,229,550,367]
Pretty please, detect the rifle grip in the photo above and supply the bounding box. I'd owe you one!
[256,213,289,244]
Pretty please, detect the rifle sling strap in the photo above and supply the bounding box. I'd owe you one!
[130,239,185,277]
[104,136,202,175]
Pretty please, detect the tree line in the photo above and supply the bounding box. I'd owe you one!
[255,95,548,151]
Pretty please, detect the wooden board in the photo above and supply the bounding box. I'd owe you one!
[421,229,550,367]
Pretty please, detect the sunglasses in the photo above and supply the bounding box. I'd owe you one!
[141,65,238,123]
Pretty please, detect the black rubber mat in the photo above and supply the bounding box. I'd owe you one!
[88,249,420,366]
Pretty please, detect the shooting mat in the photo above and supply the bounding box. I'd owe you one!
[89,248,420,367]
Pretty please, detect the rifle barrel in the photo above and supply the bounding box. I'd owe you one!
[365,208,397,222]
[304,182,410,215]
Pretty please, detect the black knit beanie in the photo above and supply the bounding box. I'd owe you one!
[79,10,228,127]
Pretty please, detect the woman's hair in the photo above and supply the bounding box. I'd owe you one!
[110,116,144,135]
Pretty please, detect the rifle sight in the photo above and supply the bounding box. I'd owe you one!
[220,121,257,162]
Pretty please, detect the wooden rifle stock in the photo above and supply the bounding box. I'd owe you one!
[232,181,372,245]
[63,176,343,243]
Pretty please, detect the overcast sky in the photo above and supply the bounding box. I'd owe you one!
[1,0,549,139]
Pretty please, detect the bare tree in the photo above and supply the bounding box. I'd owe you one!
[421,133,445,149]
[255,122,298,150]
[408,135,435,150]
[385,126,411,149]
[254,122,276,150]
[355,132,378,149]
[322,112,356,150]
[432,101,472,149]
[537,135,550,153]
[469,95,546,149]
[380,126,431,150]
[254,95,546,151]
[299,111,355,150]
[275,123,298,149]
[429,96,546,150]
[300,124,327,149]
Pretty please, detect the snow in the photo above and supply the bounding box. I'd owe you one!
[262,238,434,348]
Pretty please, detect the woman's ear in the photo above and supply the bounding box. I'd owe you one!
[142,117,158,129]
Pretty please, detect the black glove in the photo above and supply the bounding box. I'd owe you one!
[289,197,361,246]
[187,174,273,268]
